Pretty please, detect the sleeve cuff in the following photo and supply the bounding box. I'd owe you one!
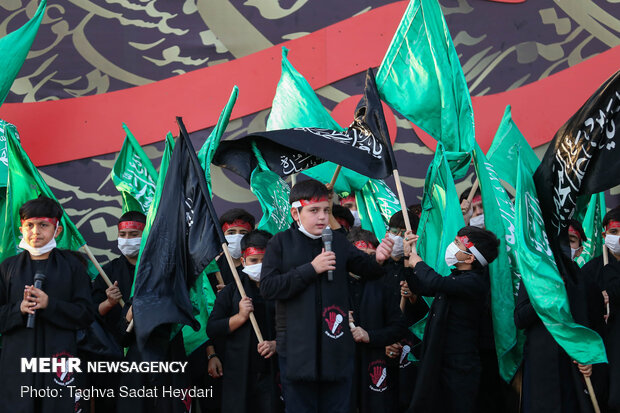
[297,262,318,282]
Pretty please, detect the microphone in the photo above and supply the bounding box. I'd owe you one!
[322,227,333,281]
[26,273,46,329]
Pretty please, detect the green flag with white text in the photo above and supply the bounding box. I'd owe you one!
[0,0,46,107]
[515,151,606,365]
[111,124,158,214]
[198,86,239,195]
[472,143,524,382]
[412,143,465,339]
[376,0,474,153]
[575,192,606,268]
[0,125,95,278]
[0,120,19,187]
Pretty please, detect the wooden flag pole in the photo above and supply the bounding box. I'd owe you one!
[215,271,225,286]
[222,242,264,343]
[585,376,601,413]
[327,165,343,191]
[81,244,125,308]
[392,168,412,313]
[466,178,480,205]
[603,246,610,321]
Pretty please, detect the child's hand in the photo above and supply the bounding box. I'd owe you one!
[257,340,276,359]
[26,285,48,310]
[574,361,592,377]
[238,296,254,321]
[20,285,36,315]
[400,280,417,304]
[311,249,336,274]
[351,326,370,343]
[375,235,394,264]
[385,342,402,359]
[207,355,223,378]
[105,281,122,306]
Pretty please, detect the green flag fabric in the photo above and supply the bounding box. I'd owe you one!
[0,120,19,187]
[486,106,540,188]
[198,85,239,195]
[267,47,342,131]
[0,125,96,278]
[110,124,158,214]
[411,143,465,339]
[355,179,401,241]
[182,267,217,355]
[376,0,474,153]
[250,142,293,234]
[575,192,606,268]
[472,143,524,382]
[515,150,607,365]
[0,0,46,107]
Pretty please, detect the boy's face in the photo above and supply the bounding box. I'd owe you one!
[341,199,357,211]
[606,226,620,237]
[568,233,583,258]
[20,218,62,248]
[224,224,250,236]
[292,201,330,236]
[354,241,376,256]
[118,228,143,239]
[242,253,264,267]
[471,199,484,218]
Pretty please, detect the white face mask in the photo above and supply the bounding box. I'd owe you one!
[242,263,262,282]
[296,219,322,240]
[469,214,485,229]
[388,233,404,259]
[118,237,142,257]
[351,210,361,227]
[19,223,59,257]
[225,234,245,259]
[445,242,468,267]
[605,234,620,255]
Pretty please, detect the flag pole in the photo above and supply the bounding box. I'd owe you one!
[392,168,413,313]
[326,165,342,190]
[466,178,480,205]
[603,246,610,321]
[81,244,125,307]
[221,242,264,343]
[585,376,601,413]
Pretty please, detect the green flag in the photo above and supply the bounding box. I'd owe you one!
[0,120,19,187]
[110,124,158,214]
[411,143,465,339]
[472,143,524,382]
[354,179,401,241]
[575,192,606,268]
[515,150,606,365]
[250,142,293,234]
[376,0,474,153]
[0,125,96,278]
[0,0,46,107]
[181,267,217,355]
[198,85,239,194]
[267,47,342,131]
[486,105,540,188]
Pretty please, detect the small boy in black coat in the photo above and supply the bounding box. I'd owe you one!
[260,179,393,413]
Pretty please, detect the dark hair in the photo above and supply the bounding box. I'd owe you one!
[346,227,379,247]
[408,204,422,217]
[603,206,620,230]
[289,179,329,206]
[240,230,272,251]
[457,226,500,268]
[568,219,587,245]
[332,205,354,229]
[219,208,255,228]
[119,211,146,225]
[19,196,63,221]
[388,210,420,233]
[459,186,481,203]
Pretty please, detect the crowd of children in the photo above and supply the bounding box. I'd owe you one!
[1,178,620,413]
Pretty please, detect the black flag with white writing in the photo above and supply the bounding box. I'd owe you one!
[534,68,620,275]
[213,80,395,183]
[132,117,224,360]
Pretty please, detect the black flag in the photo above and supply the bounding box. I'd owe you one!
[213,86,395,183]
[132,117,224,360]
[534,68,620,275]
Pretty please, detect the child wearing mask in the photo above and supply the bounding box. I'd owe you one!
[213,209,255,291]
[460,186,484,228]
[206,230,282,413]
[260,179,393,413]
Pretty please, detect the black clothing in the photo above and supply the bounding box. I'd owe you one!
[260,224,384,382]
[602,256,620,408]
[0,249,94,413]
[406,262,490,413]
[206,273,281,413]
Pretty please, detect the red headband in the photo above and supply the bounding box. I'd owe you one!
[340,195,355,205]
[336,217,351,230]
[458,235,474,249]
[354,240,376,250]
[243,247,265,258]
[457,235,488,266]
[568,226,581,241]
[118,221,145,231]
[299,196,329,206]
[471,195,482,204]
[606,221,620,231]
[222,219,253,232]
[21,217,58,226]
